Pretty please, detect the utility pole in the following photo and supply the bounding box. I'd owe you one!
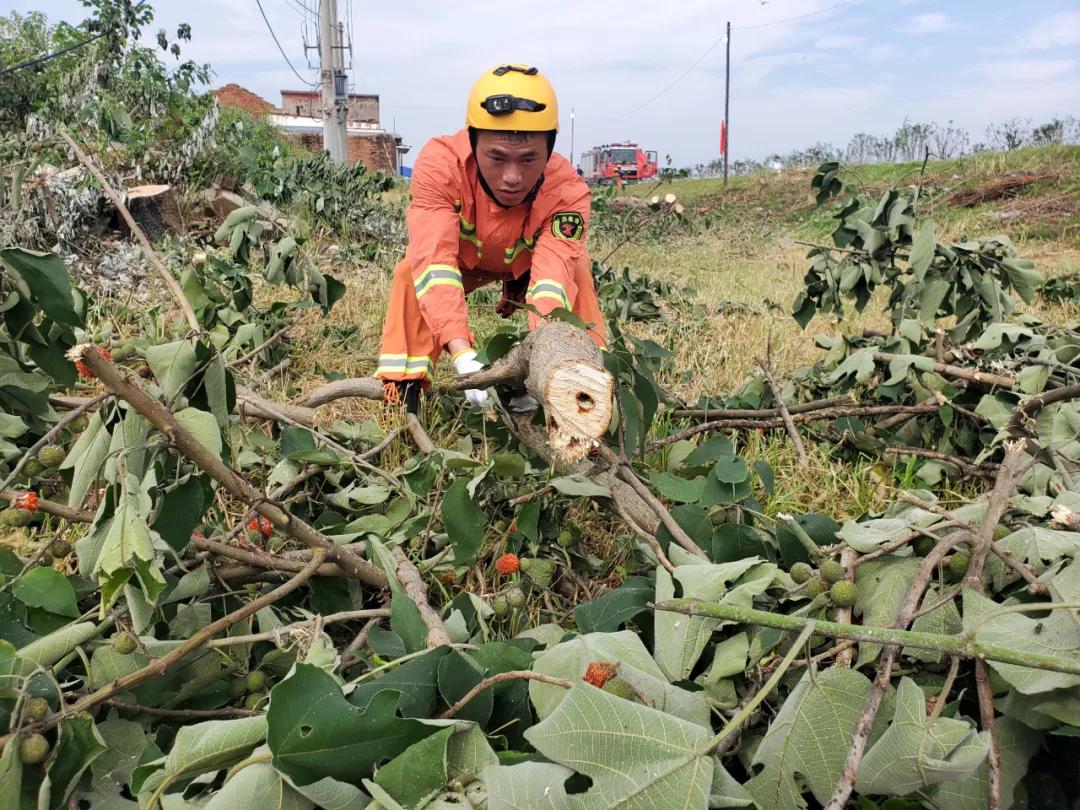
[723,20,731,188]
[570,107,576,167]
[319,0,349,163]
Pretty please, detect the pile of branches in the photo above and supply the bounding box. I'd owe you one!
[1,131,1078,810]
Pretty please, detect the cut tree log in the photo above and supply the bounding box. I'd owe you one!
[123,185,182,241]
[451,322,614,462]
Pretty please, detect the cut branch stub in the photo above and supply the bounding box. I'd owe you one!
[455,322,613,462]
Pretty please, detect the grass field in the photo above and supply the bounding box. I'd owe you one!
[278,145,1078,522]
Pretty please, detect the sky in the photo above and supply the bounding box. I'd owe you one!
[9,0,1080,168]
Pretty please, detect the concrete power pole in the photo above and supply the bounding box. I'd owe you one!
[319,0,349,163]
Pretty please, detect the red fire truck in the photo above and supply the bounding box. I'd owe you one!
[579,142,658,185]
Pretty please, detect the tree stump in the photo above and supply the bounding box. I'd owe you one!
[123,185,181,241]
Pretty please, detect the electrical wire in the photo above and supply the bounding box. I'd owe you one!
[734,1,857,30]
[254,0,318,88]
[0,0,148,78]
[610,1,856,120]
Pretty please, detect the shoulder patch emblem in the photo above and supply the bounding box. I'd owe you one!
[551,211,585,241]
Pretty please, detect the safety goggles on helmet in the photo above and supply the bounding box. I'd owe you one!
[480,94,548,116]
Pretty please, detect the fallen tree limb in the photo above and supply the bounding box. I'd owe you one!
[74,346,387,589]
[873,352,1017,389]
[299,377,384,408]
[669,394,856,420]
[192,535,345,579]
[759,353,808,462]
[392,547,451,648]
[453,322,614,461]
[405,413,435,456]
[58,129,200,334]
[204,607,392,648]
[652,598,1080,675]
[0,551,325,753]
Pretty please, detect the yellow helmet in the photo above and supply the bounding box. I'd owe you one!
[466,64,559,133]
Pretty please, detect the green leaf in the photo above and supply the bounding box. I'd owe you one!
[491,452,526,479]
[15,621,98,672]
[746,668,877,810]
[390,591,429,655]
[684,435,734,467]
[151,477,207,553]
[441,479,485,566]
[437,650,492,726]
[618,384,642,456]
[909,221,935,282]
[856,678,988,795]
[509,683,714,808]
[373,726,454,809]
[12,567,79,617]
[0,249,81,327]
[145,340,198,402]
[573,577,652,633]
[96,476,166,610]
[148,716,267,794]
[654,559,774,681]
[963,577,1080,695]
[934,718,1040,810]
[712,456,749,484]
[549,473,610,498]
[349,647,449,718]
[0,726,23,809]
[268,664,437,786]
[907,586,962,664]
[203,759,311,810]
[854,557,919,666]
[174,407,222,457]
[90,717,148,792]
[63,409,110,508]
[649,471,706,503]
[45,714,108,810]
[203,356,230,428]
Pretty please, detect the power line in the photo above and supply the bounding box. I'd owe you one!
[0,0,148,78]
[254,0,318,88]
[609,1,855,120]
[735,1,856,30]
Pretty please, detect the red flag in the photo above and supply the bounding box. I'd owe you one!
[720,120,728,156]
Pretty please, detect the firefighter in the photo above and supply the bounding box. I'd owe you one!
[375,63,605,413]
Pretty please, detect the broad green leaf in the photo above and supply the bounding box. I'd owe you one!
[96,476,166,610]
[373,727,454,808]
[145,340,198,402]
[856,677,988,795]
[934,719,1040,810]
[12,567,78,617]
[441,479,485,566]
[854,556,919,666]
[0,727,23,810]
[711,759,754,808]
[712,456,749,484]
[573,577,652,633]
[907,586,962,664]
[840,517,912,553]
[520,683,714,808]
[90,717,148,791]
[654,559,774,681]
[90,645,149,689]
[649,471,706,503]
[45,714,108,810]
[175,407,222,458]
[268,664,437,786]
[203,356,230,427]
[0,248,81,327]
[530,630,666,720]
[138,716,267,800]
[63,409,110,508]
[349,648,449,718]
[963,585,1080,695]
[204,759,311,810]
[483,761,574,809]
[746,668,877,810]
[490,452,526,479]
[152,477,207,553]
[549,473,610,498]
[1017,363,1050,395]
[909,221,935,282]
[15,621,98,672]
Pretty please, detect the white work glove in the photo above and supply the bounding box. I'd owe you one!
[452,350,489,407]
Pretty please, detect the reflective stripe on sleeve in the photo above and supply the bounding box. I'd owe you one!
[526,279,570,309]
[413,264,464,299]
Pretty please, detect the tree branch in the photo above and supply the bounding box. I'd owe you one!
[392,546,451,648]
[439,671,571,719]
[74,346,387,589]
[759,353,807,462]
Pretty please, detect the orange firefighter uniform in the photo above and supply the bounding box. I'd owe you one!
[375,128,605,385]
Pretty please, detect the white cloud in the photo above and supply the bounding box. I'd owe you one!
[979,59,1078,83]
[814,34,866,50]
[1016,10,1080,51]
[904,12,954,34]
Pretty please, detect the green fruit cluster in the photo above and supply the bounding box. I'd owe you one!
[830,581,858,607]
[790,562,814,584]
[2,509,34,528]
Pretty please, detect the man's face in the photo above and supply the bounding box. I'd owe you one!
[474,131,549,207]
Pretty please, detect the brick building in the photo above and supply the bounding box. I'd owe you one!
[211,84,409,175]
